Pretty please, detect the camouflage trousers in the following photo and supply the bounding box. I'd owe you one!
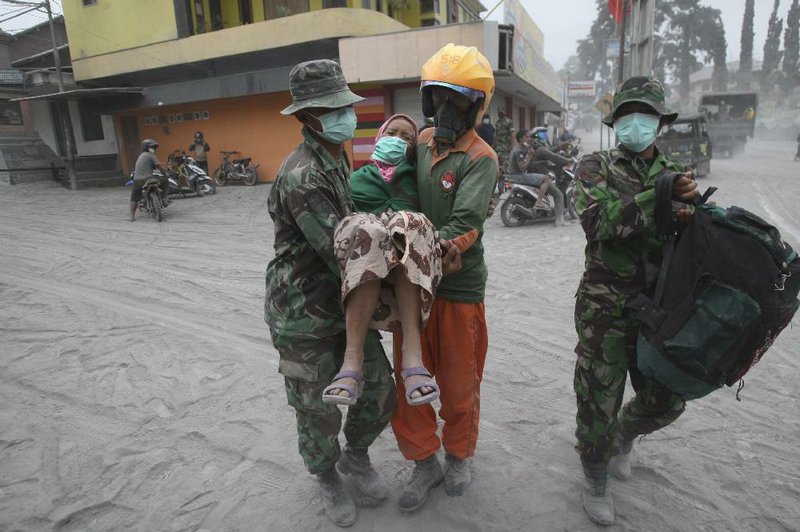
[573,292,686,464]
[334,211,441,333]
[273,330,396,474]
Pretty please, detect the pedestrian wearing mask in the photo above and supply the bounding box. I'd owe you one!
[264,59,396,528]
[573,76,698,526]
[188,131,210,175]
[391,43,498,513]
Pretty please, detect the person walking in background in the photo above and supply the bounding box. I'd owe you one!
[264,59,396,528]
[476,115,496,147]
[188,131,210,175]
[573,76,698,526]
[494,106,514,194]
[795,131,800,161]
[392,43,497,513]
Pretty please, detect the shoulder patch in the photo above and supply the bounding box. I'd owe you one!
[440,170,456,193]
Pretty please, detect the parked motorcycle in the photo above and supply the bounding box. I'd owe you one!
[500,164,578,227]
[167,151,216,197]
[213,150,259,186]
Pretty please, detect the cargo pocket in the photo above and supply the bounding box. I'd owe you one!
[275,335,342,384]
[663,279,761,379]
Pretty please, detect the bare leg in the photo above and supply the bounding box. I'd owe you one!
[327,279,381,399]
[128,201,138,222]
[534,177,551,208]
[392,267,434,401]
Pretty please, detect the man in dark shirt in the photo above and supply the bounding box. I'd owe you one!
[475,115,496,146]
[128,138,168,222]
[188,131,210,175]
[508,129,566,225]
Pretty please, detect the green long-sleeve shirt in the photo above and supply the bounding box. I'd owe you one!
[575,145,684,305]
[350,161,418,214]
[415,128,498,303]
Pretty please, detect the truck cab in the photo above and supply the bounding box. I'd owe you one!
[657,114,712,177]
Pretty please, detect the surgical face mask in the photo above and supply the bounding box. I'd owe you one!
[482,117,490,124]
[148,148,156,154]
[314,107,357,144]
[433,96,469,145]
[372,135,408,166]
[614,113,660,153]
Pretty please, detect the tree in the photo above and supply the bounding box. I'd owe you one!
[782,0,800,91]
[762,0,784,91]
[575,0,617,91]
[739,0,755,89]
[711,16,729,91]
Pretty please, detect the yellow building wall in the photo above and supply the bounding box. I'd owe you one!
[62,0,178,60]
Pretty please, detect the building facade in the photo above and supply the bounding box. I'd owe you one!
[61,0,561,181]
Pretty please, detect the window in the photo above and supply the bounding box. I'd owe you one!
[361,0,370,7]
[82,0,97,6]
[421,19,440,26]
[421,0,439,13]
[239,0,253,23]
[78,101,104,141]
[323,0,347,7]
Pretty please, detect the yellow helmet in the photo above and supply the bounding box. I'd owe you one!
[421,43,495,125]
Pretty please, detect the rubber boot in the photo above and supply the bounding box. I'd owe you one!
[443,453,471,496]
[581,459,615,526]
[398,454,444,513]
[336,444,389,502]
[609,437,634,481]
[316,468,357,528]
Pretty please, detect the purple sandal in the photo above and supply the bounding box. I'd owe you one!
[322,370,364,406]
[401,367,440,406]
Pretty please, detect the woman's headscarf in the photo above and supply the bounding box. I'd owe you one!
[372,114,419,183]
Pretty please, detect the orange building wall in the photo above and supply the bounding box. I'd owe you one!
[114,87,394,180]
[115,92,305,182]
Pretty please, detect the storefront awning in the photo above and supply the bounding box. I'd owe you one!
[11,87,143,102]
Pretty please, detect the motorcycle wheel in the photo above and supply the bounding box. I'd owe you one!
[243,167,257,186]
[197,180,216,196]
[213,167,227,186]
[567,191,578,220]
[150,193,163,222]
[500,197,529,227]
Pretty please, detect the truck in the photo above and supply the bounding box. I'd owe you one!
[657,113,712,176]
[698,92,757,157]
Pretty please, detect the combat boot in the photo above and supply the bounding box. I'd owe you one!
[398,454,444,513]
[316,468,357,528]
[443,453,471,496]
[609,437,634,481]
[336,444,389,501]
[581,459,615,526]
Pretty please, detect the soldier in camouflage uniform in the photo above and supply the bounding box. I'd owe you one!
[264,59,396,528]
[573,76,699,526]
[494,107,514,194]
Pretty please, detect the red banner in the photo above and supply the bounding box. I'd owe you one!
[608,0,627,23]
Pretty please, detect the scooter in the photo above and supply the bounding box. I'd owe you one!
[500,167,578,227]
[167,152,216,197]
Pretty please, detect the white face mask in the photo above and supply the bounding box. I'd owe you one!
[148,148,156,154]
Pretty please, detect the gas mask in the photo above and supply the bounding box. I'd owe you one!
[432,96,468,146]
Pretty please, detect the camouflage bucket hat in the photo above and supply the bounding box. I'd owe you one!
[602,76,678,126]
[280,59,364,115]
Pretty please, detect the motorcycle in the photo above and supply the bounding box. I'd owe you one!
[500,163,578,227]
[127,171,168,222]
[167,151,216,197]
[213,150,260,186]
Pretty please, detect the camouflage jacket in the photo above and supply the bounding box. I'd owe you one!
[494,116,514,154]
[265,128,354,340]
[575,145,684,306]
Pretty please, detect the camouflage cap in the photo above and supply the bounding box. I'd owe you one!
[280,59,364,115]
[602,76,678,126]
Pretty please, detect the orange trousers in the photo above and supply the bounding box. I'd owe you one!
[391,298,488,461]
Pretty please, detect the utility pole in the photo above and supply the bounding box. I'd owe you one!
[618,0,628,84]
[43,0,77,190]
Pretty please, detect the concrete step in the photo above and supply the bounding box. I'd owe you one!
[74,171,128,189]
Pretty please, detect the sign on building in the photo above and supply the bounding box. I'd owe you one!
[0,69,24,85]
[567,81,596,98]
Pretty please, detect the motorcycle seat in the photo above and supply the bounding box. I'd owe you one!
[233,158,251,165]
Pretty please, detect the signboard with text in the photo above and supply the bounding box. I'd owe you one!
[567,81,596,98]
[504,0,560,103]
[0,69,24,85]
